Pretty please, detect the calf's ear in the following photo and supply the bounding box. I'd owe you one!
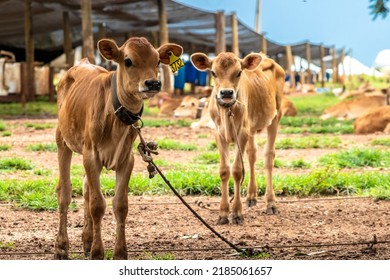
[241,53,262,71]
[98,39,121,62]
[190,53,212,71]
[158,43,183,65]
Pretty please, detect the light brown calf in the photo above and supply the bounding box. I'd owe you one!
[281,96,297,117]
[191,52,285,224]
[55,37,182,260]
[354,106,390,134]
[321,90,389,120]
[173,95,201,118]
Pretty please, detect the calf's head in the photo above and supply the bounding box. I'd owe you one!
[98,37,182,99]
[190,52,262,108]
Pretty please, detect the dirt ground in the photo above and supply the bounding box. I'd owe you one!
[0,117,390,260]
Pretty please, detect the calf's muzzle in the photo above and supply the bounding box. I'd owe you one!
[145,80,161,92]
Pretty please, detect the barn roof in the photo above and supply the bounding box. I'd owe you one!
[0,0,335,64]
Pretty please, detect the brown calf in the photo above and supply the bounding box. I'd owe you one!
[191,52,285,224]
[354,106,390,134]
[55,37,182,259]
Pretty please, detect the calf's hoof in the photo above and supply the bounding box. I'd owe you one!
[232,215,244,225]
[265,204,278,215]
[217,216,229,225]
[246,198,257,208]
[54,251,69,260]
[114,248,128,260]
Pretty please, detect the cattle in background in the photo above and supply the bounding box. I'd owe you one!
[321,88,390,120]
[54,37,182,260]
[354,106,390,134]
[191,52,285,224]
[173,95,202,118]
[281,96,297,117]
[190,97,216,129]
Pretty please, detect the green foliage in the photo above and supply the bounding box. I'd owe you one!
[319,148,390,168]
[0,119,6,131]
[193,151,220,164]
[142,119,191,127]
[275,136,341,149]
[372,138,390,147]
[2,131,11,137]
[141,252,176,260]
[280,117,354,134]
[288,159,311,169]
[0,158,33,170]
[0,144,11,151]
[0,241,15,249]
[369,0,389,20]
[26,143,57,152]
[288,95,339,116]
[157,138,197,151]
[25,123,54,130]
[0,102,57,116]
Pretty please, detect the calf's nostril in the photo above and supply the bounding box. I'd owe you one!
[220,90,234,99]
[145,80,161,91]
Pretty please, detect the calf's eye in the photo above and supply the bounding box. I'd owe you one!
[237,71,242,77]
[124,58,133,68]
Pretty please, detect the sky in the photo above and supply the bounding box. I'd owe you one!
[176,0,390,67]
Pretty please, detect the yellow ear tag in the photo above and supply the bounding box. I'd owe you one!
[168,51,184,73]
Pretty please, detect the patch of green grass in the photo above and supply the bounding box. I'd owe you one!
[0,119,6,131]
[0,157,33,170]
[157,138,197,151]
[0,179,58,211]
[142,118,191,127]
[193,151,220,164]
[0,241,15,249]
[26,143,57,152]
[33,168,52,176]
[25,123,54,130]
[0,101,57,116]
[142,252,175,260]
[2,131,11,137]
[372,138,390,147]
[288,95,339,116]
[288,159,311,169]
[319,148,390,168]
[0,144,11,151]
[280,117,354,134]
[275,136,341,149]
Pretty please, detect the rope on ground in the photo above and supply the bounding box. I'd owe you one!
[0,235,388,257]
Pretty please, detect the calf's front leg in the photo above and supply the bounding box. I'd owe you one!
[216,137,231,225]
[112,154,133,260]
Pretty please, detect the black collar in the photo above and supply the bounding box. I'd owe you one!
[111,72,143,126]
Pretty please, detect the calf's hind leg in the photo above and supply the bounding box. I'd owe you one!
[54,129,73,260]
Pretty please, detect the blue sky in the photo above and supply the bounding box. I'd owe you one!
[177,0,390,67]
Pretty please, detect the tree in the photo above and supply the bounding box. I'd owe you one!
[369,0,389,19]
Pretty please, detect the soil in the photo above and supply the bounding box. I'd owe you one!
[0,117,390,260]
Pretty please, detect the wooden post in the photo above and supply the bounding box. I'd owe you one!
[320,45,326,87]
[49,66,55,102]
[81,0,95,64]
[215,11,226,54]
[286,45,295,88]
[255,0,262,33]
[231,13,239,56]
[24,0,35,102]
[331,47,337,83]
[261,33,267,55]
[62,11,74,68]
[158,0,172,94]
[305,42,312,84]
[340,49,345,86]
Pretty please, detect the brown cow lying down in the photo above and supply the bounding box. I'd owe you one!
[191,52,285,224]
[55,37,182,260]
[173,95,201,118]
[320,92,389,120]
[354,106,390,134]
[281,96,297,117]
